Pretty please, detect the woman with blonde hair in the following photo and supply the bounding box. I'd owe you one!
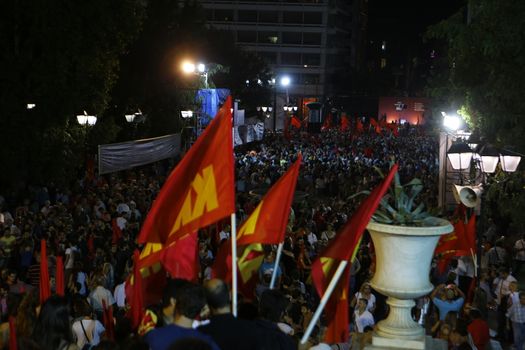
[350,282,376,314]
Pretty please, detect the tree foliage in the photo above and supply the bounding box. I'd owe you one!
[425,0,525,231]
[0,0,146,189]
[425,0,525,151]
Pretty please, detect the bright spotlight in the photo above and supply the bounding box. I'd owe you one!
[181,61,196,74]
[443,113,461,131]
[197,63,205,73]
[280,76,291,87]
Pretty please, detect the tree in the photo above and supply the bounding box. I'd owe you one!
[0,0,146,189]
[425,0,525,151]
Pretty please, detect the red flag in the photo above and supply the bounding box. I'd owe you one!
[356,118,364,133]
[324,271,350,343]
[311,164,398,342]
[322,113,333,130]
[137,233,199,282]
[102,300,115,341]
[112,218,123,245]
[8,316,16,350]
[161,232,199,281]
[237,155,302,245]
[211,241,233,282]
[465,214,476,254]
[39,239,50,304]
[340,114,349,131]
[56,256,65,296]
[211,241,264,300]
[138,97,235,245]
[128,250,144,329]
[291,116,301,128]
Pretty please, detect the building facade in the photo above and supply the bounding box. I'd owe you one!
[192,0,356,126]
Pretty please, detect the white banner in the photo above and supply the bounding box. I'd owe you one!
[98,134,181,175]
[233,123,265,146]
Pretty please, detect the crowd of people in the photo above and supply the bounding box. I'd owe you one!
[0,126,522,350]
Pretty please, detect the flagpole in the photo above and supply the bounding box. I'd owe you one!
[269,242,284,289]
[300,260,348,345]
[230,213,238,317]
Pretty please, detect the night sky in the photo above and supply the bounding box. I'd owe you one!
[368,0,465,40]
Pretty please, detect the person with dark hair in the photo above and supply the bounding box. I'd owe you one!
[138,278,190,336]
[255,289,296,350]
[199,279,262,350]
[144,283,219,350]
[430,283,465,321]
[32,295,79,350]
[449,320,475,349]
[353,298,374,333]
[71,298,105,349]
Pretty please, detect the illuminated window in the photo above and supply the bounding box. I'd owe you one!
[380,58,387,69]
[258,31,279,44]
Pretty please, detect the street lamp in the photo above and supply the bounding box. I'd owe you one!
[500,149,522,172]
[447,141,473,171]
[77,111,97,126]
[257,106,273,119]
[181,60,208,88]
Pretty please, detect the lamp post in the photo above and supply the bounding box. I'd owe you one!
[76,111,97,165]
[124,110,144,139]
[256,106,273,120]
[269,75,292,132]
[446,139,522,278]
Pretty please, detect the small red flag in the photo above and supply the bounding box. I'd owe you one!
[356,118,364,133]
[39,239,51,304]
[291,116,302,128]
[8,316,16,350]
[128,250,144,329]
[138,97,235,245]
[340,115,349,131]
[56,256,65,297]
[112,218,123,245]
[102,300,115,341]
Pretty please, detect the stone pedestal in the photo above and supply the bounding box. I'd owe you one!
[364,335,447,350]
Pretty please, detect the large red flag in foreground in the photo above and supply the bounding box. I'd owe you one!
[311,164,398,343]
[237,155,302,245]
[212,156,302,297]
[138,97,235,245]
[39,240,50,304]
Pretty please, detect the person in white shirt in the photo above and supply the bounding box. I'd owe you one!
[354,298,375,333]
[89,275,116,318]
[114,280,127,309]
[514,234,525,275]
[351,282,376,314]
[72,298,105,349]
[218,225,230,242]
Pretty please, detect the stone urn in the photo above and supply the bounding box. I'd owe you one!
[367,217,453,349]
